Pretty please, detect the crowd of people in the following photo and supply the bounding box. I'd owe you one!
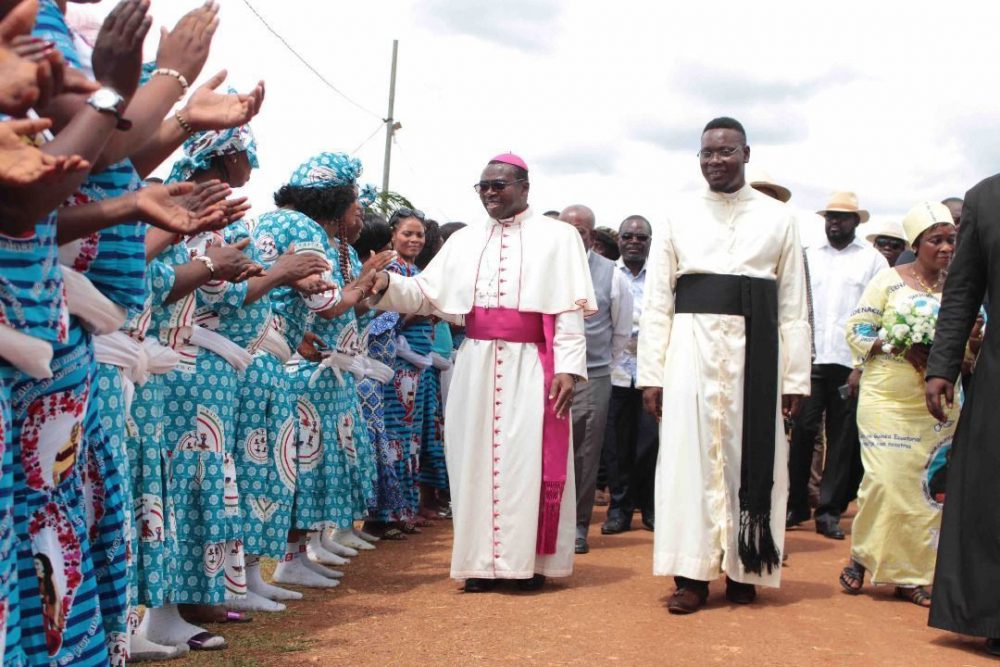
[0,0,997,665]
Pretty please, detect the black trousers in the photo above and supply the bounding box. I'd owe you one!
[605,385,659,520]
[788,364,862,521]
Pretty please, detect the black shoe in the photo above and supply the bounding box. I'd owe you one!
[725,577,757,604]
[815,519,845,540]
[641,512,655,531]
[601,515,631,535]
[785,508,811,528]
[575,537,589,554]
[516,574,546,591]
[463,578,496,593]
[986,638,1000,657]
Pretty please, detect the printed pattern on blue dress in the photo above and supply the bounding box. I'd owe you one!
[382,260,429,518]
[32,0,84,68]
[159,233,249,604]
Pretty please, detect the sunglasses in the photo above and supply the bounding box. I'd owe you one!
[473,179,526,194]
[874,237,905,251]
[393,207,425,221]
[620,233,650,242]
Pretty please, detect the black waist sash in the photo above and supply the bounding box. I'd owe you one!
[675,273,781,574]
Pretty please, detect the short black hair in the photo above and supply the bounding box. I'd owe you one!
[440,222,466,243]
[543,210,561,218]
[353,213,391,258]
[488,161,529,182]
[415,219,441,269]
[620,215,652,234]
[273,184,357,223]
[703,117,747,143]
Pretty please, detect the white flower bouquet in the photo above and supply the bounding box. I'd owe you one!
[879,293,941,356]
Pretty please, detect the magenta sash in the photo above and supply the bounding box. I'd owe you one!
[464,307,567,555]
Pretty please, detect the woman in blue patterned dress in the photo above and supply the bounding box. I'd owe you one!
[251,153,393,588]
[381,211,433,532]
[354,217,411,540]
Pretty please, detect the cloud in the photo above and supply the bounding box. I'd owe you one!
[628,108,808,153]
[415,0,561,53]
[672,62,859,106]
[535,145,620,176]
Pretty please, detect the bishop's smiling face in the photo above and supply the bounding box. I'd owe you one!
[478,163,530,220]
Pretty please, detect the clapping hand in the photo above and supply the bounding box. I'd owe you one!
[0,117,89,185]
[134,180,243,236]
[155,0,219,84]
[91,0,153,100]
[180,70,265,133]
[274,245,333,289]
[204,236,263,283]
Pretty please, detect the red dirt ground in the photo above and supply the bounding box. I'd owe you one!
[152,508,993,667]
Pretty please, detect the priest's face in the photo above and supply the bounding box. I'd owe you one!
[699,129,749,193]
[478,163,529,220]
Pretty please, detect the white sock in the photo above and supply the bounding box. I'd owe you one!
[307,533,350,566]
[271,539,340,589]
[302,554,344,579]
[320,528,359,557]
[333,526,375,551]
[141,605,225,650]
[354,527,380,543]
[246,556,303,601]
[227,589,286,613]
[129,624,188,662]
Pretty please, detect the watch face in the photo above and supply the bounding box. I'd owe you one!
[91,88,121,109]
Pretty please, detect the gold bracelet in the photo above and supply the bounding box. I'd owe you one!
[174,110,194,134]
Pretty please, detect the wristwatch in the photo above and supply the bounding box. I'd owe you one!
[86,88,132,131]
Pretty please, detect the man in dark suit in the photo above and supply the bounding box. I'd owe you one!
[925,179,999,658]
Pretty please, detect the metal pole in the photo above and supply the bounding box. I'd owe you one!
[381,40,399,200]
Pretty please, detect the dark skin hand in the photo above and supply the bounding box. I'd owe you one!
[925,377,954,423]
[549,374,575,419]
[298,331,326,363]
[846,368,862,399]
[90,0,152,101]
[0,116,87,186]
[903,343,930,374]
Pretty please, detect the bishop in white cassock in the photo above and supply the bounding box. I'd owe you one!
[371,154,596,592]
[638,118,812,613]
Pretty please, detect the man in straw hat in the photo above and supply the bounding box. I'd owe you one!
[926,179,1000,658]
[370,154,596,593]
[865,217,909,267]
[638,117,811,613]
[787,192,887,539]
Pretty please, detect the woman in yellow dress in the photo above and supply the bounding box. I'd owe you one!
[839,202,958,607]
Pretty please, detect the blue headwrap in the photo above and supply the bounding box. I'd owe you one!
[166,122,260,184]
[287,152,363,189]
[358,183,379,207]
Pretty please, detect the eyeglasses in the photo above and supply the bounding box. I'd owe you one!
[473,179,526,193]
[394,207,425,221]
[697,146,743,160]
[874,237,906,251]
[620,233,650,242]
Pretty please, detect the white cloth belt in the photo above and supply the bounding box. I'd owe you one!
[61,265,126,335]
[360,356,394,384]
[93,331,146,417]
[308,349,365,388]
[0,323,54,379]
[395,336,433,370]
[259,326,292,364]
[189,325,252,371]
[144,339,180,376]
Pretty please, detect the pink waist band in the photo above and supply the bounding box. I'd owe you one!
[464,307,544,344]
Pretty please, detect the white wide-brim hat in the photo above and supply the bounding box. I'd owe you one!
[817,191,870,224]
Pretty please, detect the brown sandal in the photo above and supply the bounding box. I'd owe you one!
[839,561,865,594]
[895,585,932,607]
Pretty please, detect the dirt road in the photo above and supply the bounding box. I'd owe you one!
[155,508,991,666]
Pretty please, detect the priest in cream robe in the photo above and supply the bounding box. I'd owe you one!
[638,118,811,614]
[370,154,596,592]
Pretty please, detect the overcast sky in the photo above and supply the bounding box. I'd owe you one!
[74,0,999,235]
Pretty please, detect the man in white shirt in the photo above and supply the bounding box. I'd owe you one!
[787,192,888,540]
[602,215,658,536]
[558,205,634,555]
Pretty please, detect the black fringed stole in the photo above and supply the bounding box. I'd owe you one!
[674,273,781,574]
